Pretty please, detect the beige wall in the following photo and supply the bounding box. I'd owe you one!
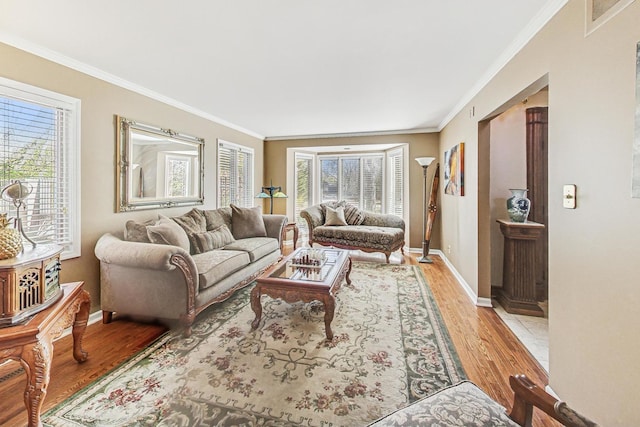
[0,42,264,313]
[439,1,640,424]
[264,133,439,249]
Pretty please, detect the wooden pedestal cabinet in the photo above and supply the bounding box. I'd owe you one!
[496,220,545,317]
[0,244,63,326]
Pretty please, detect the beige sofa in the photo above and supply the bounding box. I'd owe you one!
[95,205,286,336]
[301,201,405,263]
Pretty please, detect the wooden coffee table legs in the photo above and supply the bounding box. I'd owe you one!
[251,258,352,340]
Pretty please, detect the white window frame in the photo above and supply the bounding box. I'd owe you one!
[0,77,81,259]
[216,139,254,208]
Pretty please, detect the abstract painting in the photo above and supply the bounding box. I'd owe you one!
[444,142,464,196]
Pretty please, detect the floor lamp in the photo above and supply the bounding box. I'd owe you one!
[255,180,288,214]
[415,157,436,263]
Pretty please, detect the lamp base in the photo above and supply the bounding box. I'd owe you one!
[418,240,432,263]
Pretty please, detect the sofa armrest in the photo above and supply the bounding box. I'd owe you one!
[95,233,195,273]
[509,375,598,427]
[263,214,287,246]
[362,212,405,230]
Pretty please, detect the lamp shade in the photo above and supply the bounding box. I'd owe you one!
[272,191,288,198]
[255,192,270,198]
[415,157,436,167]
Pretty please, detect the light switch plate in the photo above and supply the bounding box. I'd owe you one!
[563,184,576,209]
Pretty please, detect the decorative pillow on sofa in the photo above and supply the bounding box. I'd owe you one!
[202,206,233,231]
[190,224,236,254]
[171,208,206,235]
[324,205,348,226]
[146,217,190,252]
[230,204,267,239]
[124,219,155,243]
[343,203,365,225]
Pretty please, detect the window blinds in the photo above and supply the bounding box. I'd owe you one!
[0,95,73,249]
[217,141,254,208]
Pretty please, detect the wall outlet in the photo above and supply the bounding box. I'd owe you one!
[447,245,451,254]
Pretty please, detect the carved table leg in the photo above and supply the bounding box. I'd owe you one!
[21,339,52,427]
[250,285,263,329]
[72,290,90,363]
[345,257,352,285]
[322,294,335,340]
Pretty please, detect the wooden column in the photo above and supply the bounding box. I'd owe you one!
[496,220,545,317]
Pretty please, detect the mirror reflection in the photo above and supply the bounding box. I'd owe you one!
[117,116,204,211]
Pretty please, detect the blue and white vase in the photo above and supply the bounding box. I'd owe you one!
[506,189,531,223]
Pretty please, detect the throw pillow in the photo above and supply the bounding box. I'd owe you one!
[147,218,190,252]
[343,203,365,225]
[324,205,348,226]
[202,207,233,231]
[230,204,267,239]
[124,219,155,243]
[190,224,236,254]
[171,208,207,236]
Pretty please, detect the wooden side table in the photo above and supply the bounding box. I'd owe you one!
[0,281,90,427]
[496,220,545,317]
[282,222,299,250]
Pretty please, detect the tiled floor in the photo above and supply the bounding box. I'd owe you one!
[493,301,549,372]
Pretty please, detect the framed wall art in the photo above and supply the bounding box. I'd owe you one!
[444,142,464,196]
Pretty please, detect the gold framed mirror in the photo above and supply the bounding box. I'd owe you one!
[116,115,204,212]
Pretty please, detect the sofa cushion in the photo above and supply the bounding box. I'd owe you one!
[171,209,207,253]
[190,224,236,254]
[324,205,348,226]
[343,203,365,225]
[202,207,233,231]
[223,237,279,262]
[124,219,155,243]
[192,249,251,290]
[230,204,267,239]
[313,225,404,251]
[368,381,518,426]
[146,217,191,252]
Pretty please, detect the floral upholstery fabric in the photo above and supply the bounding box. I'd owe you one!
[313,225,404,251]
[368,381,519,427]
[301,203,406,259]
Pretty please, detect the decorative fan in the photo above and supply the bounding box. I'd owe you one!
[1,180,37,248]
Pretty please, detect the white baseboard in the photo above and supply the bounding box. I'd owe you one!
[422,249,492,308]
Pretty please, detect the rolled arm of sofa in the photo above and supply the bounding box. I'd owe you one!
[362,212,405,230]
[263,214,288,246]
[301,205,324,228]
[95,233,196,273]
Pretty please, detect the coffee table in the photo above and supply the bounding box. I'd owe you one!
[250,247,352,340]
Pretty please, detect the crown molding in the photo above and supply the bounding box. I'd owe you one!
[438,0,568,130]
[0,32,265,141]
[265,126,438,141]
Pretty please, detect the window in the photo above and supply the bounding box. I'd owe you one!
[217,140,254,207]
[387,149,404,217]
[295,153,314,232]
[318,154,385,213]
[0,77,80,259]
[164,155,191,197]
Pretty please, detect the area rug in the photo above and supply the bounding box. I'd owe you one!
[43,262,466,426]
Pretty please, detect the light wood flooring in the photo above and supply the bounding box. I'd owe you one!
[0,249,559,426]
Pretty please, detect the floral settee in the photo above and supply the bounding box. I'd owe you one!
[300,201,405,263]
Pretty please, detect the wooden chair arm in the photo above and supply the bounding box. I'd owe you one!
[509,375,597,427]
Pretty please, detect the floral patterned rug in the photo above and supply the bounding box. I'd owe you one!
[43,262,465,426]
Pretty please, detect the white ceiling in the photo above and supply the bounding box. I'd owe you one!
[0,1,564,139]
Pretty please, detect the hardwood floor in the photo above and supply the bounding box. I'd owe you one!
[0,248,559,426]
